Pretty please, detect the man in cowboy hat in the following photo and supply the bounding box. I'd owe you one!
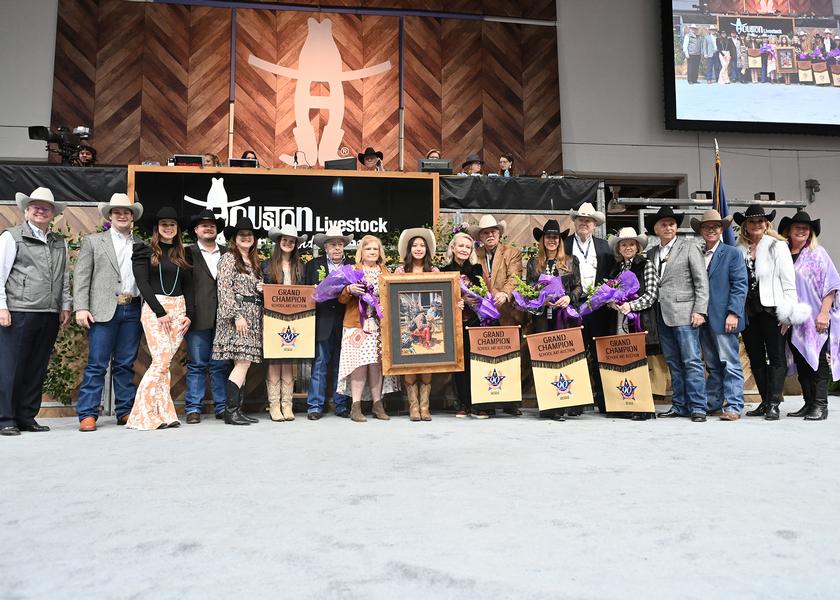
[691,209,747,420]
[459,154,484,176]
[703,24,720,83]
[565,201,615,413]
[0,187,72,436]
[304,225,353,419]
[183,209,230,424]
[73,193,145,431]
[683,24,702,84]
[645,206,709,422]
[358,147,384,172]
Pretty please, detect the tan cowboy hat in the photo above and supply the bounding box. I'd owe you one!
[268,223,308,244]
[608,227,647,254]
[569,202,605,226]
[313,225,353,248]
[467,214,506,238]
[14,187,66,216]
[690,208,733,233]
[98,193,143,220]
[398,228,436,262]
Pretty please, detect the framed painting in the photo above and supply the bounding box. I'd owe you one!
[776,47,797,74]
[380,272,464,376]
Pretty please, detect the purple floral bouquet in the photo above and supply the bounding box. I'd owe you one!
[579,271,643,332]
[760,43,776,59]
[459,275,500,325]
[828,48,840,60]
[511,274,580,329]
[313,264,382,327]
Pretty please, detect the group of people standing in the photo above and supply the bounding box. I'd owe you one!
[0,185,837,436]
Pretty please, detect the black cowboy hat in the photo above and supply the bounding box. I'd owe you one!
[644,206,684,233]
[733,204,776,226]
[461,154,484,169]
[357,147,383,163]
[778,211,820,237]
[223,216,268,241]
[138,206,185,234]
[533,219,569,241]
[189,209,225,233]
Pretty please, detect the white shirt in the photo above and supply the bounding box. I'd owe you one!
[657,237,677,275]
[110,227,138,296]
[327,258,344,274]
[703,240,720,270]
[0,221,72,311]
[572,234,598,289]
[197,242,221,279]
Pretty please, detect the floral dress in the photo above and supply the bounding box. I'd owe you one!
[212,252,263,362]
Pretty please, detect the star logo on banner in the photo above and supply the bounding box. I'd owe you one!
[551,373,574,395]
[485,369,505,390]
[279,326,300,347]
[617,378,637,401]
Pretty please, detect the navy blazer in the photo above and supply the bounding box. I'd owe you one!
[304,255,347,341]
[706,242,747,334]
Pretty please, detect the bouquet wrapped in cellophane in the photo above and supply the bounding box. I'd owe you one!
[512,274,580,329]
[459,275,500,325]
[579,271,643,332]
[313,264,382,327]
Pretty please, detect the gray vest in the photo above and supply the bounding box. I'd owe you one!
[4,225,66,312]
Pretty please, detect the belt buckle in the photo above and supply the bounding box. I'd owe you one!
[117,294,133,305]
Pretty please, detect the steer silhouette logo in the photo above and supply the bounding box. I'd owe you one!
[184,177,250,225]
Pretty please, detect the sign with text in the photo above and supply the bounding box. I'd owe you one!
[468,326,521,405]
[263,284,316,359]
[594,332,654,413]
[525,327,593,411]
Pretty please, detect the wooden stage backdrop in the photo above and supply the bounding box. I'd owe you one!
[50,0,561,175]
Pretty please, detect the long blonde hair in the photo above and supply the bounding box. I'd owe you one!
[354,235,386,265]
[737,221,785,247]
[446,232,478,264]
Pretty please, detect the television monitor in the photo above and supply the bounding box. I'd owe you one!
[173,154,204,166]
[418,158,453,174]
[661,0,840,136]
[228,158,258,168]
[324,157,357,170]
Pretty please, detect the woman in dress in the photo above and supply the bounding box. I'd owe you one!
[440,232,483,418]
[394,228,439,421]
[717,31,732,84]
[261,224,307,421]
[606,227,659,421]
[337,235,398,422]
[779,212,839,421]
[734,205,810,421]
[127,207,193,430]
[213,217,268,426]
[525,219,583,421]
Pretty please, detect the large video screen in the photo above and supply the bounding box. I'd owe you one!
[662,0,840,135]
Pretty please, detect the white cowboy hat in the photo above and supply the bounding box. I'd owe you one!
[14,187,66,216]
[268,224,308,244]
[467,214,506,238]
[569,202,605,225]
[608,227,647,254]
[398,228,436,262]
[313,225,353,248]
[709,24,717,31]
[689,208,733,234]
[98,193,143,220]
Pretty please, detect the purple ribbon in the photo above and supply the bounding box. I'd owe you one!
[460,280,500,325]
[511,274,580,328]
[579,271,641,317]
[312,264,382,328]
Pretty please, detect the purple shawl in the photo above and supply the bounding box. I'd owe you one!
[788,246,840,379]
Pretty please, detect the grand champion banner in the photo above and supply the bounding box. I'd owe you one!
[525,327,592,411]
[468,326,522,405]
[594,332,654,413]
[262,284,316,359]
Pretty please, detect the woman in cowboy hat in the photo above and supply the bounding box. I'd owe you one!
[358,147,384,171]
[527,219,583,421]
[260,224,307,422]
[394,227,439,421]
[337,235,399,422]
[607,227,659,421]
[127,207,193,430]
[212,217,269,426]
[459,154,483,176]
[735,205,810,421]
[779,211,839,421]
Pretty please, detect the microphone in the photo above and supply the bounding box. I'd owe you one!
[376,158,382,172]
[293,150,299,169]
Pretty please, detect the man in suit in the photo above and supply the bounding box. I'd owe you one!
[565,202,615,413]
[645,207,709,422]
[304,225,353,419]
[184,210,230,423]
[74,194,144,432]
[0,187,72,436]
[691,210,747,421]
[703,25,720,83]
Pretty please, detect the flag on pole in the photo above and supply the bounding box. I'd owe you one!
[713,140,736,246]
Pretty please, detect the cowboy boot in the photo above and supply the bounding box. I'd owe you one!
[764,366,786,421]
[350,401,366,422]
[238,385,258,423]
[224,381,250,426]
[281,380,295,421]
[804,394,828,420]
[787,381,813,417]
[419,382,432,421]
[372,400,390,420]
[267,381,283,422]
[406,383,421,421]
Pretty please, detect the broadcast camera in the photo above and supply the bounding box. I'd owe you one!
[28,125,92,165]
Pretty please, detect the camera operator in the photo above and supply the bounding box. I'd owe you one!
[77,144,96,167]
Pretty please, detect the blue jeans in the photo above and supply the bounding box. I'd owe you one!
[699,325,744,414]
[307,327,350,415]
[185,328,231,415]
[706,53,719,81]
[657,314,706,415]
[76,302,142,421]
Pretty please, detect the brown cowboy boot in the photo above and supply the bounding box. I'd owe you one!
[350,401,367,422]
[406,383,420,421]
[281,380,295,421]
[372,400,390,420]
[267,381,283,422]
[419,382,432,421]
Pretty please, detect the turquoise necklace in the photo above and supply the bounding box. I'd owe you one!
[159,263,180,296]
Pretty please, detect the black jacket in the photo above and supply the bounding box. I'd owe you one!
[186,243,226,331]
[304,255,347,341]
[441,259,484,328]
[563,235,615,287]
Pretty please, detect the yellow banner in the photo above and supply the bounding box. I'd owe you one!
[468,326,521,405]
[594,332,654,413]
[525,327,592,411]
[262,284,316,359]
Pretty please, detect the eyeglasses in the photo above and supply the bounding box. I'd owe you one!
[28,205,53,214]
